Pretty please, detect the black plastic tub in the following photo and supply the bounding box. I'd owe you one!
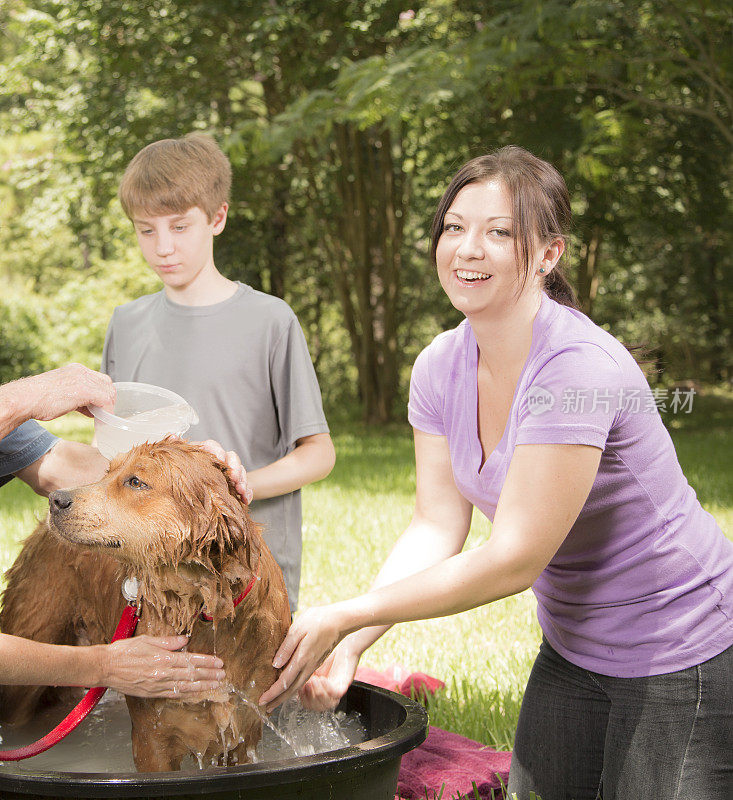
[0,681,428,800]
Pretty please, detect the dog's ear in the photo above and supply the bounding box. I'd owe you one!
[167,446,260,577]
[207,486,261,577]
[214,510,262,588]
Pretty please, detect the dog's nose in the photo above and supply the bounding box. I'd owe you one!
[49,490,73,512]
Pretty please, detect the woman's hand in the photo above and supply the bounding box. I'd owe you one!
[194,439,253,504]
[297,639,362,711]
[98,635,225,698]
[258,604,349,713]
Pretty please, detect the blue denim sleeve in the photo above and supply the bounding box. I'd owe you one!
[0,420,59,486]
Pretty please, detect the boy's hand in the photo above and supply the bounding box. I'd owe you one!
[195,439,253,504]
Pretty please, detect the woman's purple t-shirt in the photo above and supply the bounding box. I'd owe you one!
[408,293,733,677]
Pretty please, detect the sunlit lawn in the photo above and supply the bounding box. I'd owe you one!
[1,388,730,778]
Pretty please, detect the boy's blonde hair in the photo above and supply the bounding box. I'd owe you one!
[119,133,232,221]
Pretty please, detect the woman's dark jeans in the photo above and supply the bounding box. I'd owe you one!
[507,638,733,800]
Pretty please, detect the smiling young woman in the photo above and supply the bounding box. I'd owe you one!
[260,146,733,800]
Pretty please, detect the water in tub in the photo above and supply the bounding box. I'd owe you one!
[0,692,367,772]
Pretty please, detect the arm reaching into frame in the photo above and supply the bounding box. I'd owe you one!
[0,364,115,440]
[0,633,226,698]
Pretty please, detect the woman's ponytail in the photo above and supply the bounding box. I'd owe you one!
[543,265,580,310]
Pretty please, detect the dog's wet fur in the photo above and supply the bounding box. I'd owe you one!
[0,438,291,771]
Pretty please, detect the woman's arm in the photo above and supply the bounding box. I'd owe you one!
[260,428,474,711]
[259,439,601,711]
[245,432,336,501]
[0,633,226,698]
[296,429,475,710]
[340,442,601,624]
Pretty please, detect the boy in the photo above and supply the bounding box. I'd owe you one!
[101,133,335,611]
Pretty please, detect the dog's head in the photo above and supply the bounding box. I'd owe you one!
[48,438,260,575]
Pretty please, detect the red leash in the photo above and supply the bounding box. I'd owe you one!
[0,568,259,761]
[0,602,140,762]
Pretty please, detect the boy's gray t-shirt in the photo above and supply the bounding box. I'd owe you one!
[101,282,329,610]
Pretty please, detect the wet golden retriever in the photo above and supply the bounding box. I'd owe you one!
[0,438,290,771]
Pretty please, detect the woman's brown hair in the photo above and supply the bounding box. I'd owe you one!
[430,146,579,309]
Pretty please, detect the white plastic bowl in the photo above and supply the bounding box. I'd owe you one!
[89,382,199,459]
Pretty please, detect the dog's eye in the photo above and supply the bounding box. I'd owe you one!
[125,475,150,490]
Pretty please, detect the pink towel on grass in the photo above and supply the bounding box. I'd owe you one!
[355,664,446,700]
[396,726,511,800]
[353,666,511,799]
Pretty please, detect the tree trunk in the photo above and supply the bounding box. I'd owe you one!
[267,172,288,299]
[261,78,289,299]
[325,123,406,423]
[297,122,407,422]
[703,245,728,382]
[577,227,602,317]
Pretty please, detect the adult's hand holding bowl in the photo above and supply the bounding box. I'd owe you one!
[3,365,116,423]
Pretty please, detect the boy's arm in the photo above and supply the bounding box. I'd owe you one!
[246,432,335,501]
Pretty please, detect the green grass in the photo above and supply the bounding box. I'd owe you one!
[660,388,733,531]
[1,389,731,778]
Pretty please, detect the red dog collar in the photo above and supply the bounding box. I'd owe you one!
[200,567,260,622]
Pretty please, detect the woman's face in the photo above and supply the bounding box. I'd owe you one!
[435,179,536,319]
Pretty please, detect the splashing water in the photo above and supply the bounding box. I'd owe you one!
[225,687,301,757]
[269,696,356,759]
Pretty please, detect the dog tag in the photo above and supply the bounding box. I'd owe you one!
[122,576,140,602]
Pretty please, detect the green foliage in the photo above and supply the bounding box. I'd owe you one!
[42,248,160,369]
[0,288,50,383]
[0,0,730,411]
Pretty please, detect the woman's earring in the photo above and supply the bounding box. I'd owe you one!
[539,267,546,274]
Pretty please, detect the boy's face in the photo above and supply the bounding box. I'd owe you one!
[131,205,227,292]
